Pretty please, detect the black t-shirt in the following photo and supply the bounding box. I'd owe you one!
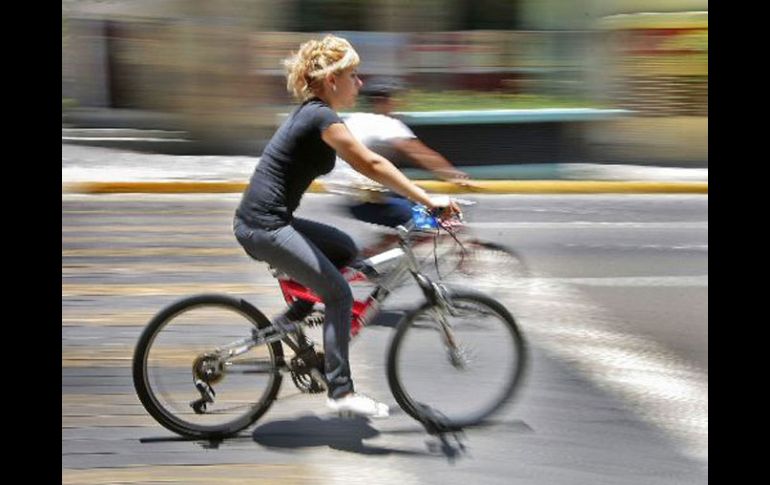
[236,98,343,228]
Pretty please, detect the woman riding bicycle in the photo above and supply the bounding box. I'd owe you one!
[233,35,458,419]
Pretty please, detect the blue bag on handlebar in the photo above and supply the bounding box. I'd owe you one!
[411,204,438,229]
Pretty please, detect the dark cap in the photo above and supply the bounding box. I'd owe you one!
[361,77,406,98]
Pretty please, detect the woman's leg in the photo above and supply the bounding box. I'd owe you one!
[234,217,356,399]
[281,218,358,323]
[290,218,359,268]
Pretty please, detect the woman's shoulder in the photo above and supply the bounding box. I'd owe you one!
[301,98,342,128]
[302,97,335,112]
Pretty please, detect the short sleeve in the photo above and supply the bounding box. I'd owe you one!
[315,104,344,132]
[385,117,416,140]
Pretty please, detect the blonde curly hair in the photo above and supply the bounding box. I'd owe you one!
[283,35,360,102]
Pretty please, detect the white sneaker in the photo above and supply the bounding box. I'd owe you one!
[326,393,390,418]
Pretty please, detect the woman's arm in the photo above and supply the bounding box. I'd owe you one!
[322,123,454,210]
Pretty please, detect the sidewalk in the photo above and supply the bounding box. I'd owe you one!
[62,145,708,194]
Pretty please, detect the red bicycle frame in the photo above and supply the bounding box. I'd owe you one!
[276,267,376,337]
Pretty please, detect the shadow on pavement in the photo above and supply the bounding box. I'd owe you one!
[251,414,463,459]
[138,415,532,463]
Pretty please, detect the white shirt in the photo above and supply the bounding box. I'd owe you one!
[322,113,416,199]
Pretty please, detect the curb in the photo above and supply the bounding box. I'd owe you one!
[414,180,707,194]
[63,180,708,195]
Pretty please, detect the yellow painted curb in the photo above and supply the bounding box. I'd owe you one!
[64,181,247,194]
[64,180,707,195]
[412,180,708,194]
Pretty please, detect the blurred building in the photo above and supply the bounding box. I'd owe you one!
[590,7,707,164]
[62,0,707,165]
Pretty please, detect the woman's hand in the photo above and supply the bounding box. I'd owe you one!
[426,195,462,218]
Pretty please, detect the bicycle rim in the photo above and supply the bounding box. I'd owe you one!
[388,290,527,428]
[133,295,282,438]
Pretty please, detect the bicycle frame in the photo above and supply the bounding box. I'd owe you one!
[276,221,446,338]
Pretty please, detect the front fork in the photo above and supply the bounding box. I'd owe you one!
[433,307,467,369]
[421,278,466,369]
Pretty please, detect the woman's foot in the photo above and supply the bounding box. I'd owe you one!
[326,392,390,418]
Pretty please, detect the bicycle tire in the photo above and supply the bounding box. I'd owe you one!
[386,288,527,429]
[454,239,531,286]
[414,236,530,294]
[132,294,283,439]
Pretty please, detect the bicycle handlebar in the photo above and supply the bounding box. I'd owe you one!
[404,201,466,233]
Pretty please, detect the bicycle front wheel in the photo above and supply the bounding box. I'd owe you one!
[132,294,283,439]
[387,289,527,429]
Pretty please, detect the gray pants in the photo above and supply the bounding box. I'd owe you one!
[233,216,358,398]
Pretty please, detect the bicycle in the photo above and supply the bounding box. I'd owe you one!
[132,206,528,439]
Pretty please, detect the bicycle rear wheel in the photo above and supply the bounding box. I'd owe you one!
[387,289,527,429]
[132,294,283,439]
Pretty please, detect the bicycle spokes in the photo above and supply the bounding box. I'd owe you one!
[135,299,283,436]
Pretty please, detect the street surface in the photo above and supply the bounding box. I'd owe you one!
[62,193,708,484]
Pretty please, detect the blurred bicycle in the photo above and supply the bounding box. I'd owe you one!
[346,196,531,296]
[322,77,529,292]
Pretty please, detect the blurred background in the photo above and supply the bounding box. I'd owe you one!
[62,0,707,167]
[62,3,708,480]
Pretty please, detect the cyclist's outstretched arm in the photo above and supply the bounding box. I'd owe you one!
[392,138,468,181]
[322,123,457,212]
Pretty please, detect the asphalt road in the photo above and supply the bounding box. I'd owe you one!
[62,193,708,485]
